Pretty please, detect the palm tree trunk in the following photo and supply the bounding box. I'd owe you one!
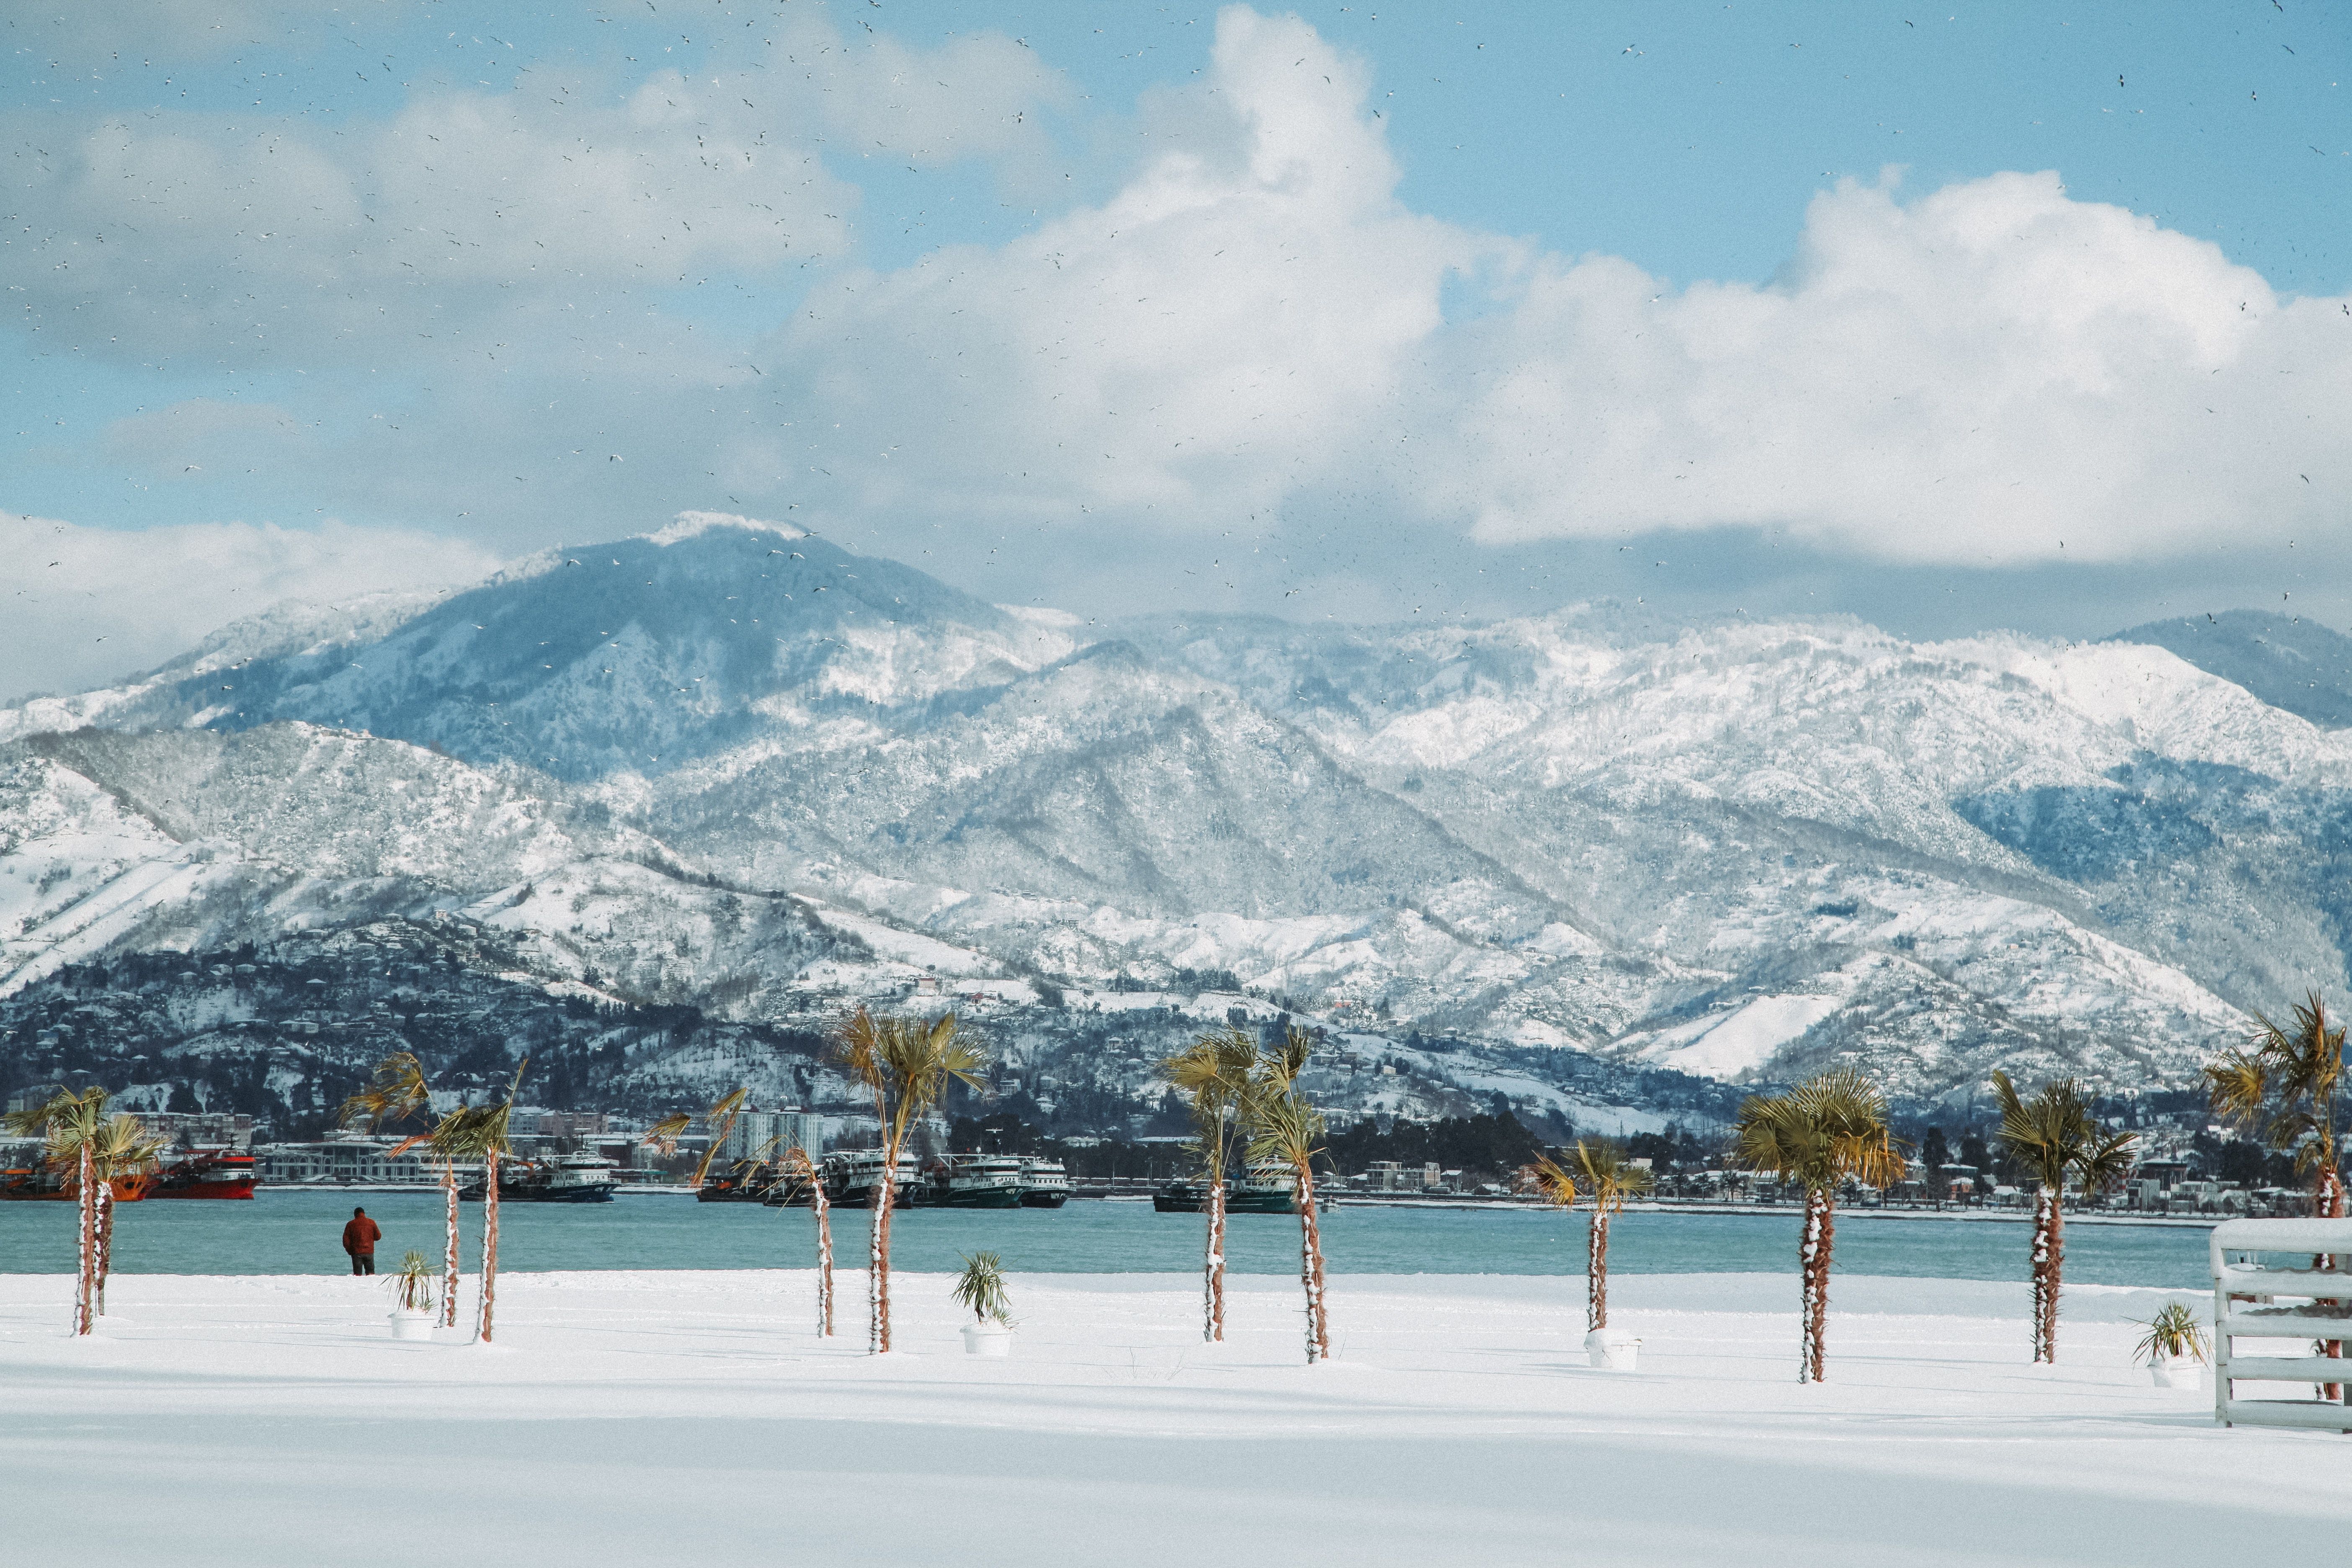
[2031,1187,2065,1363]
[441,1160,461,1329]
[869,1168,894,1354]
[95,1181,114,1316]
[75,1146,95,1336]
[478,1155,501,1344]
[1294,1162,1330,1363]
[1204,1176,1228,1343]
[812,1178,834,1338]
[2316,1161,2344,1398]
[1799,1185,1834,1382]
[1588,1209,1611,1332]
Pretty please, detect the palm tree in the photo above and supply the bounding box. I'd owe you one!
[86,1112,165,1316]
[4,1087,111,1334]
[2208,992,2347,1391]
[429,1059,527,1344]
[1990,1071,2138,1363]
[1158,1026,1257,1343]
[1532,1140,1654,1333]
[642,1086,752,1190]
[1734,1068,1908,1383]
[2208,992,2346,1219]
[343,1051,463,1328]
[833,1008,987,1354]
[1239,1027,1331,1364]
[776,1142,834,1337]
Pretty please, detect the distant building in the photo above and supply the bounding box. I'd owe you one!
[718,1107,826,1164]
[255,1133,444,1186]
[143,1111,256,1151]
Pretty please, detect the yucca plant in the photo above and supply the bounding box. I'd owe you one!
[1240,1027,1331,1364]
[834,1008,988,1354]
[1159,1026,1257,1343]
[343,1051,463,1328]
[952,1251,1014,1328]
[4,1087,112,1334]
[1991,1071,2138,1364]
[1533,1140,1654,1332]
[1735,1067,1908,1383]
[429,1058,527,1344]
[386,1249,439,1315]
[2134,1302,2207,1366]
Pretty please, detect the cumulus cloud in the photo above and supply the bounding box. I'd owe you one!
[0,514,502,702]
[771,6,2352,569]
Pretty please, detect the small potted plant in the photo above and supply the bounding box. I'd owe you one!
[953,1250,1015,1357]
[2134,1302,2207,1389]
[386,1249,439,1341]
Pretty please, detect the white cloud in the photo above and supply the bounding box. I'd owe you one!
[768,6,2352,569]
[0,513,503,702]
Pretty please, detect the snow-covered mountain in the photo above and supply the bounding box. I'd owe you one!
[6,511,2342,1126]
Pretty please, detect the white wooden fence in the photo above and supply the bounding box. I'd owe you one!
[2209,1216,2352,1433]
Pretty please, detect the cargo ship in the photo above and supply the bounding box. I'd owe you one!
[0,1166,151,1201]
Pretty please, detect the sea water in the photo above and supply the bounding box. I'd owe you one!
[0,1189,2213,1286]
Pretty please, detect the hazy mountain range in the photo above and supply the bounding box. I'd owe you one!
[6,511,2348,1134]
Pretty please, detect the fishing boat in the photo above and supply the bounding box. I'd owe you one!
[927,1154,1025,1209]
[147,1148,257,1200]
[695,1161,779,1203]
[823,1150,923,1209]
[463,1152,618,1203]
[1151,1167,1302,1215]
[1016,1156,1070,1209]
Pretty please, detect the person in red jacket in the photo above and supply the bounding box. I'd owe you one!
[342,1206,382,1276]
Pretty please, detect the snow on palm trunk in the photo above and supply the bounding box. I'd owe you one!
[2030,1187,2065,1363]
[1204,1180,1227,1343]
[811,1179,833,1338]
[1799,1187,1834,1383]
[93,1181,112,1317]
[868,1172,894,1354]
[75,1151,97,1334]
[1588,1210,1611,1332]
[2317,1165,2344,1398]
[478,1158,501,1344]
[442,1163,461,1329]
[1294,1166,1330,1363]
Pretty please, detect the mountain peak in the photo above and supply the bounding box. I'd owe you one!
[2107,609,2352,730]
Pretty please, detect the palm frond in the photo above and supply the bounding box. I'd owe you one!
[1735,1068,1905,1191]
[1529,1154,1578,1209]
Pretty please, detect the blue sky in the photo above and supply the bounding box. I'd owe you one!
[3,1,2348,697]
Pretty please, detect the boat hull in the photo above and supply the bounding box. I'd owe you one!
[931,1187,1024,1209]
[1019,1191,1070,1209]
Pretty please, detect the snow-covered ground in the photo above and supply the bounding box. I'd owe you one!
[5,1269,2343,1565]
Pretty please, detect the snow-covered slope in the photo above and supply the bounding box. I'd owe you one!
[7,514,2342,1111]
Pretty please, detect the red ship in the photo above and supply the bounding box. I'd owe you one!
[148,1148,258,1199]
[0,1167,152,1201]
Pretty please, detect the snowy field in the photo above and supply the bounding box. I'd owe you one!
[5,1269,2347,1565]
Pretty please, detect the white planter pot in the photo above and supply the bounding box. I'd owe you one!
[389,1308,436,1342]
[2148,1357,2202,1389]
[962,1322,1014,1357]
[1585,1327,1641,1372]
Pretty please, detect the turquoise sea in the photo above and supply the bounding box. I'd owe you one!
[0,1189,2215,1287]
